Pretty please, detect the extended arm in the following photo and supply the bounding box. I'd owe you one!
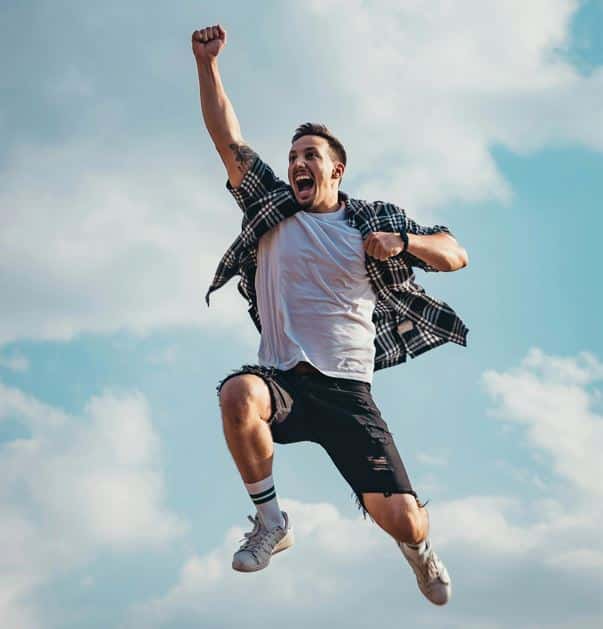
[364,231,468,271]
[192,25,256,187]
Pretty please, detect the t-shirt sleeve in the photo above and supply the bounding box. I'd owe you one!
[226,155,289,213]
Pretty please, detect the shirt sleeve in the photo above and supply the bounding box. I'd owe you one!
[225,155,289,214]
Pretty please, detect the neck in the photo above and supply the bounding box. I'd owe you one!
[307,194,342,214]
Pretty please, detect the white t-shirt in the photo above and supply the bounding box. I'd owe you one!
[255,205,377,383]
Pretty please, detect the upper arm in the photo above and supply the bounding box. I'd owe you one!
[222,148,290,216]
[215,139,258,188]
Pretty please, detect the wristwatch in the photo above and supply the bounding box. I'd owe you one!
[400,229,409,254]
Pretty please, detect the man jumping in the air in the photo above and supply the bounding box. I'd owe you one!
[194,24,469,606]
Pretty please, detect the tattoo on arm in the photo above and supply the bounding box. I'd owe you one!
[228,143,257,172]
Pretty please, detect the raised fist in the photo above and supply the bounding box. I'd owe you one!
[192,24,227,62]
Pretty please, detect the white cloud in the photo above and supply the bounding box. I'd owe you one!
[479,348,603,580]
[0,381,188,625]
[0,139,258,346]
[483,348,603,497]
[547,548,603,574]
[430,495,530,553]
[291,0,602,209]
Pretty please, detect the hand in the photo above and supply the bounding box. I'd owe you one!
[192,24,227,63]
[363,231,405,261]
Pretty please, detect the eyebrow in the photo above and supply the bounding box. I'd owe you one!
[288,147,318,157]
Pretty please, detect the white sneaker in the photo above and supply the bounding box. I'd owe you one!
[399,539,451,605]
[232,511,294,573]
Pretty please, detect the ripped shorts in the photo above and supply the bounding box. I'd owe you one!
[217,364,417,514]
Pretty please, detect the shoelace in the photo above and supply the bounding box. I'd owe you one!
[238,515,281,559]
[418,551,443,586]
[239,516,261,549]
[426,554,441,581]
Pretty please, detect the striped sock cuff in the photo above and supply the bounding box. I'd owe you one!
[249,486,276,505]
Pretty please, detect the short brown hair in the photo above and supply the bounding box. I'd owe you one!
[291,122,347,167]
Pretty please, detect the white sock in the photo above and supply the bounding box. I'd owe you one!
[244,475,285,530]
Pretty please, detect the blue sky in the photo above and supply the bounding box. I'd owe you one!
[1,1,602,628]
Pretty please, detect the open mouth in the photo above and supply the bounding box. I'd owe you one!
[294,175,315,196]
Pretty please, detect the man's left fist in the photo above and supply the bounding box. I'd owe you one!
[363,232,404,261]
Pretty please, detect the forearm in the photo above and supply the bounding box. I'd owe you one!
[407,233,469,271]
[196,58,243,148]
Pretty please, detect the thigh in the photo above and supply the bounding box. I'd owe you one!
[310,378,416,508]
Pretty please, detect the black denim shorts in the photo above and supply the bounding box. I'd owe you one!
[217,364,417,514]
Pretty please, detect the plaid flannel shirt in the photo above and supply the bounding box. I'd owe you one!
[205,155,468,371]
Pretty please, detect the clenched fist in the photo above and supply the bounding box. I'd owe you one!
[192,24,227,63]
[363,231,406,261]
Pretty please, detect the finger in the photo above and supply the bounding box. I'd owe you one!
[217,24,226,41]
[211,25,219,39]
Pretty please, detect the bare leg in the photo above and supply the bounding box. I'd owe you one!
[219,374,294,573]
[362,492,429,545]
[363,492,451,605]
[218,374,274,483]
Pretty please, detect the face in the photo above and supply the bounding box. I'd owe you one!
[287,135,344,210]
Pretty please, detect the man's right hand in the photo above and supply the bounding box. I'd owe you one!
[192,24,227,63]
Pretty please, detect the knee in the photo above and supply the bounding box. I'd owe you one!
[218,374,271,425]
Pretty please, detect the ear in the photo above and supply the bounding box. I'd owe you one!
[331,162,345,182]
